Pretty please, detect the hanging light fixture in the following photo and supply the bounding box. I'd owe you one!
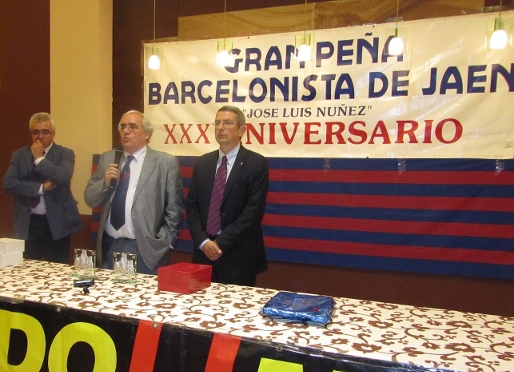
[490,0,508,50]
[388,0,404,56]
[148,0,161,70]
[216,40,234,67]
[294,0,312,62]
[216,0,234,67]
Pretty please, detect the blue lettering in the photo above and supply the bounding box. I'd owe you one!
[148,83,161,105]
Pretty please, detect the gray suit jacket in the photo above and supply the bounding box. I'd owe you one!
[3,143,82,240]
[84,147,185,270]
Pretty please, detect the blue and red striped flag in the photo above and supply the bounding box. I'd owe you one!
[175,156,514,280]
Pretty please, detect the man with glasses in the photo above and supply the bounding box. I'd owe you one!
[84,110,184,274]
[3,112,82,263]
[187,105,269,286]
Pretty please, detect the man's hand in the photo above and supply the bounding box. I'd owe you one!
[43,179,56,192]
[203,240,223,261]
[104,163,120,187]
[31,140,45,159]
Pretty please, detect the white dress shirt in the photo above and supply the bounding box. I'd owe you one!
[105,146,147,239]
[31,143,52,215]
[199,144,240,250]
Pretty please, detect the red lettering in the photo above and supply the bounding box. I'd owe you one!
[268,122,276,144]
[164,124,178,144]
[369,120,392,144]
[304,122,322,144]
[280,122,299,144]
[178,124,193,144]
[195,123,211,144]
[325,122,346,144]
[396,120,419,143]
[348,121,367,144]
[245,123,265,144]
[423,120,433,143]
[435,118,462,143]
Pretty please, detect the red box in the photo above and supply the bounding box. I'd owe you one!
[157,262,212,294]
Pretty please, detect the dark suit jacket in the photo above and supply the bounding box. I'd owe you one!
[84,147,185,270]
[187,146,268,278]
[3,143,82,240]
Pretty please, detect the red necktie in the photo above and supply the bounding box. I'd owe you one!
[206,156,227,236]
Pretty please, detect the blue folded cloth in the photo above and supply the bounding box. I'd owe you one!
[262,291,334,325]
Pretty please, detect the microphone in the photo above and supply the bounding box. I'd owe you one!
[110,149,123,188]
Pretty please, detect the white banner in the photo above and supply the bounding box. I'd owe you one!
[144,12,514,158]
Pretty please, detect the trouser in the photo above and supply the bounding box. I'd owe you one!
[25,214,70,264]
[102,232,168,275]
[211,259,257,286]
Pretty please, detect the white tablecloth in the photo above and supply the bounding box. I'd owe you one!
[0,260,513,371]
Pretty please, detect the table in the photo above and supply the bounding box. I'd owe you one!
[0,260,513,371]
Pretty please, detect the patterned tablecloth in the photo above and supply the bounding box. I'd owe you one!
[0,260,513,371]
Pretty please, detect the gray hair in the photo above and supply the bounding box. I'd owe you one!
[218,105,246,127]
[119,110,154,138]
[29,112,55,131]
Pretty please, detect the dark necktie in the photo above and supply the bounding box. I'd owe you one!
[31,168,42,208]
[110,155,134,230]
[31,152,46,208]
[206,156,227,237]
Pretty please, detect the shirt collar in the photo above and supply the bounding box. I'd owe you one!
[218,143,240,166]
[43,142,53,154]
[125,145,147,163]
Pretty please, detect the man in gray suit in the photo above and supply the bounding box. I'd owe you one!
[84,110,184,274]
[3,112,82,263]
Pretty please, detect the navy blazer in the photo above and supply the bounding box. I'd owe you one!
[3,143,82,240]
[187,146,269,278]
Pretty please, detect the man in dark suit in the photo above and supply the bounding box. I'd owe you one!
[84,110,184,275]
[187,105,269,286]
[3,112,82,263]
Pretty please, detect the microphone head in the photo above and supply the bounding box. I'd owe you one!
[113,149,123,166]
[110,149,124,188]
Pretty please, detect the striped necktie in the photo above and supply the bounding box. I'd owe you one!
[110,155,134,230]
[206,156,227,237]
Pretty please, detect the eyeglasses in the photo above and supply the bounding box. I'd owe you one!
[118,123,142,132]
[213,120,238,128]
[31,130,53,136]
